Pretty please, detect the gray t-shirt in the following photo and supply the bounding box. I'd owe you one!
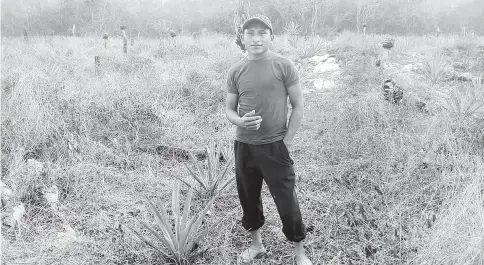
[227,52,300,145]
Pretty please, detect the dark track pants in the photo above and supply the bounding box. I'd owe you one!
[234,140,306,242]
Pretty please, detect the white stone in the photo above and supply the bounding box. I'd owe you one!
[55,225,77,249]
[314,63,339,73]
[402,64,412,72]
[314,79,337,90]
[43,185,59,206]
[331,70,342,77]
[326,57,337,64]
[27,159,43,174]
[12,203,25,223]
[1,187,13,203]
[308,54,330,63]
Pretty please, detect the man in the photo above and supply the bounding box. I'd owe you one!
[225,14,312,265]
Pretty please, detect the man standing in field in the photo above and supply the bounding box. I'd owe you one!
[225,14,312,265]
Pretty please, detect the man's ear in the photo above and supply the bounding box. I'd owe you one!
[271,34,274,41]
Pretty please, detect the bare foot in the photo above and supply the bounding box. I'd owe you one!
[238,245,266,264]
[295,253,313,265]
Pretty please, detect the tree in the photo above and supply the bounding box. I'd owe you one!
[354,0,380,33]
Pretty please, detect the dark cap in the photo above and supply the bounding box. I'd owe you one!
[242,14,273,33]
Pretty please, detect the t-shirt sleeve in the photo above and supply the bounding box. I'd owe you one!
[283,59,300,88]
[226,69,238,94]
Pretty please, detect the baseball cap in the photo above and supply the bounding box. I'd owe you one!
[242,14,273,33]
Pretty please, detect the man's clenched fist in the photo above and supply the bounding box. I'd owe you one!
[239,110,262,130]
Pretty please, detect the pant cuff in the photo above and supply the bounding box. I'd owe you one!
[286,233,306,242]
[283,223,307,242]
[241,218,265,232]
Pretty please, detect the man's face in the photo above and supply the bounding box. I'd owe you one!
[243,21,272,56]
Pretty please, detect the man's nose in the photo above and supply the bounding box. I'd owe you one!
[252,35,261,42]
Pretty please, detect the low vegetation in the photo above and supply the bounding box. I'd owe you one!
[128,182,219,265]
[1,32,483,264]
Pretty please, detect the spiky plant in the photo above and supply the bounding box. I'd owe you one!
[284,21,302,48]
[178,138,235,198]
[421,51,449,84]
[284,20,302,36]
[128,182,217,265]
[443,77,484,119]
[298,34,327,58]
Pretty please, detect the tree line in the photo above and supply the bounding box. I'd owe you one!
[1,0,483,37]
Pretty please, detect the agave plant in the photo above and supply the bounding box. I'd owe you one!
[421,51,449,84]
[128,182,217,265]
[443,77,484,119]
[178,138,235,198]
[284,20,302,36]
[298,34,327,59]
[284,21,302,48]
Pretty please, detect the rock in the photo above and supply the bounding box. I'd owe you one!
[1,186,13,208]
[453,62,468,71]
[314,59,339,73]
[2,214,16,228]
[308,54,331,63]
[43,185,59,208]
[446,72,484,84]
[402,64,416,72]
[12,203,25,223]
[415,101,429,114]
[314,79,337,90]
[27,159,44,174]
[1,180,14,207]
[458,73,484,84]
[326,57,337,64]
[55,224,77,249]
[3,203,25,228]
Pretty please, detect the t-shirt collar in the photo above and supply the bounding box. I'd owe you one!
[246,51,272,61]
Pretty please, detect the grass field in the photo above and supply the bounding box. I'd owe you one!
[1,32,484,264]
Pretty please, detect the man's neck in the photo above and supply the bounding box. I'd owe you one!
[247,51,271,61]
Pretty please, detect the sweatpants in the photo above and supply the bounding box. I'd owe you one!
[234,139,306,242]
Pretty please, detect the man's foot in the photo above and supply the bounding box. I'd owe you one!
[295,253,312,265]
[238,245,267,263]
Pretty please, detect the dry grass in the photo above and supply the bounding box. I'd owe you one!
[1,32,484,264]
[412,171,484,265]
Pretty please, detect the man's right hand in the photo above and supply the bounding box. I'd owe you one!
[239,110,262,130]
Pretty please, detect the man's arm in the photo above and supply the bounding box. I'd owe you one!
[283,83,304,149]
[226,93,242,127]
[226,93,263,130]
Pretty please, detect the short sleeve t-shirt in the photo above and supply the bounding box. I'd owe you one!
[226,52,300,145]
